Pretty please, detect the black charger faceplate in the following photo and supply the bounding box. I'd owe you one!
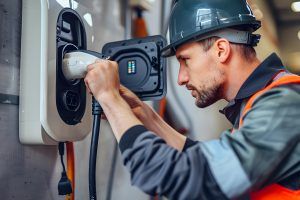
[102,35,167,101]
[56,8,87,125]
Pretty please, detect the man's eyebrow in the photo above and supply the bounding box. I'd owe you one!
[176,55,183,60]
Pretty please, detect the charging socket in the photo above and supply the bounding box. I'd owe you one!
[102,35,167,100]
[56,9,88,125]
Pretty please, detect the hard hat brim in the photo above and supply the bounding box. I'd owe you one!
[162,20,261,58]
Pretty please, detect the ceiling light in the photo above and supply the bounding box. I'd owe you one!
[83,13,93,27]
[291,1,300,12]
[56,0,69,8]
[56,0,78,9]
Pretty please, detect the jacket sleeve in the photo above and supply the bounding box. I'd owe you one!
[119,126,227,200]
[119,86,300,199]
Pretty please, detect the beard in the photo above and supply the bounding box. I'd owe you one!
[188,72,224,108]
[194,83,221,108]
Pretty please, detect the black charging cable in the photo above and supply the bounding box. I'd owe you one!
[89,97,103,200]
[57,142,73,196]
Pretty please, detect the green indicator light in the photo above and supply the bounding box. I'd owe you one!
[127,60,136,74]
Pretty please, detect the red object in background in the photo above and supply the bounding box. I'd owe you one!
[66,142,75,200]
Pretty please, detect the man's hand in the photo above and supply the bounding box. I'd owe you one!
[119,86,186,151]
[119,85,149,119]
[84,59,120,102]
[84,60,143,141]
[119,85,142,109]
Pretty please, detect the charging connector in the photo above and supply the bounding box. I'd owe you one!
[62,50,107,81]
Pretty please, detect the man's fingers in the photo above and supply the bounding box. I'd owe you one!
[87,59,110,73]
[101,114,108,120]
[120,85,137,97]
[120,85,131,93]
[95,59,103,63]
[87,63,95,72]
[95,59,110,65]
[120,85,127,90]
[84,79,92,95]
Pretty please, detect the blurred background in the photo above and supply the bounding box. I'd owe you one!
[0,0,299,199]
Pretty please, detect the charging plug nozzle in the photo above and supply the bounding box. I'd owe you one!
[62,50,106,81]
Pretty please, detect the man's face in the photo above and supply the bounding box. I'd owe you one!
[175,41,225,108]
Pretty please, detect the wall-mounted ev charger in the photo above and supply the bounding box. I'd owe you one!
[20,7,91,145]
[19,5,167,145]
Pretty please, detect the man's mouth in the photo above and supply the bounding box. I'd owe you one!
[191,90,196,97]
[186,84,194,91]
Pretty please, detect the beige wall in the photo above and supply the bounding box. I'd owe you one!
[250,0,300,73]
[249,0,281,60]
[279,25,300,73]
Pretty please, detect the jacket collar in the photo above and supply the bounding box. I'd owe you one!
[221,53,286,124]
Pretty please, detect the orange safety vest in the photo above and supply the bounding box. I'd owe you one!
[235,74,300,200]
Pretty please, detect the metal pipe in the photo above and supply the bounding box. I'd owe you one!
[160,0,172,36]
[124,0,132,39]
[160,0,166,35]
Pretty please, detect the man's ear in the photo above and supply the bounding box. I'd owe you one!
[214,38,231,63]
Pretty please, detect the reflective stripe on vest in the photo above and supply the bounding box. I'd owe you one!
[237,74,300,200]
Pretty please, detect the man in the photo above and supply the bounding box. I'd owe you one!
[85,0,300,199]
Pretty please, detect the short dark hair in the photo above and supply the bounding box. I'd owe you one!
[198,37,256,61]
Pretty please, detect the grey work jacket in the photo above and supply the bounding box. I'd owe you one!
[118,53,300,199]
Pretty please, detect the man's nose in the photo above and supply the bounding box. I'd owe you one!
[177,65,189,86]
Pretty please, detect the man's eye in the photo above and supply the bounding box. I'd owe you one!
[183,58,189,66]
[179,58,186,64]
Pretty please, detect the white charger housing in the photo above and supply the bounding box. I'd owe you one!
[19,0,92,145]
